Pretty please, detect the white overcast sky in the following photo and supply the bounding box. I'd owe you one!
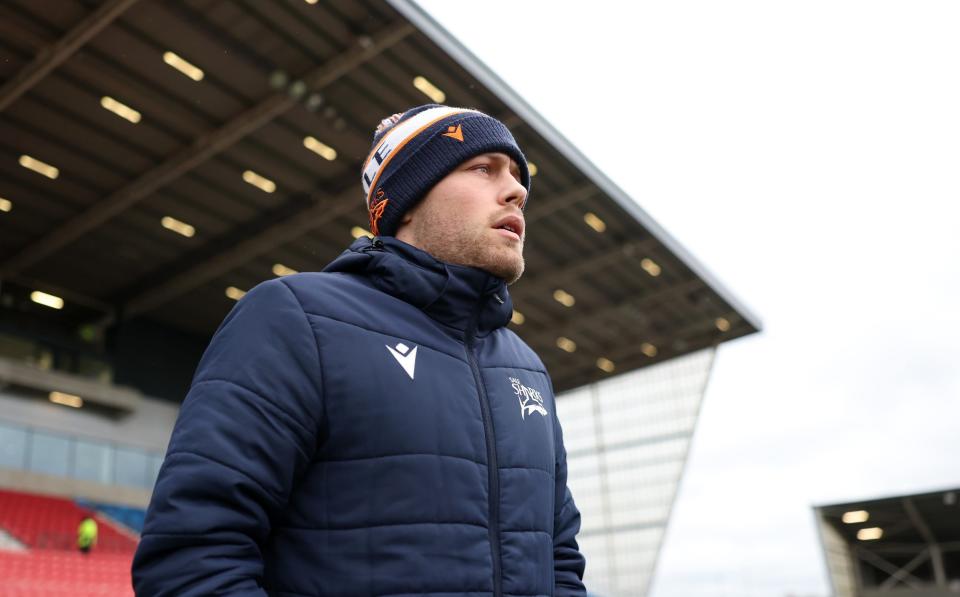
[416,2,960,595]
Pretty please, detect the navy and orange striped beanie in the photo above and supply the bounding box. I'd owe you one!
[360,104,530,237]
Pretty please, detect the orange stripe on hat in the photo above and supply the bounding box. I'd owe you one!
[361,106,473,206]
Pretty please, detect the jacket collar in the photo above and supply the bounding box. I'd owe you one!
[323,236,513,337]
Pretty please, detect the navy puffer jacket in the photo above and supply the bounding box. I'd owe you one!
[132,236,586,596]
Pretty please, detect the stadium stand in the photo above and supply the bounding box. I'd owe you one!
[0,488,137,596]
[0,528,25,551]
[0,550,134,597]
[0,488,138,552]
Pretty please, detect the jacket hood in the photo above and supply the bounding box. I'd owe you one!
[323,236,514,337]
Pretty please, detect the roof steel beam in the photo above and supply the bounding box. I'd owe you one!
[2,275,115,317]
[0,0,140,112]
[547,318,720,392]
[854,547,925,589]
[877,549,932,591]
[516,239,657,293]
[520,279,710,387]
[903,497,948,586]
[0,21,414,278]
[571,324,718,387]
[121,189,359,319]
[525,183,595,224]
[522,277,703,340]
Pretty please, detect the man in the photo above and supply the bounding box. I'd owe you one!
[133,104,586,596]
[77,515,97,555]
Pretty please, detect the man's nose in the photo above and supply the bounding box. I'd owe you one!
[501,175,527,209]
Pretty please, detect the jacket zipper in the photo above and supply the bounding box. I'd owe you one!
[465,299,502,597]
[361,237,385,252]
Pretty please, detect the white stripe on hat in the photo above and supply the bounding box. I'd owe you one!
[361,106,475,205]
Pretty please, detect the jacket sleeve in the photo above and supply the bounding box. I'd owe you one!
[553,407,587,594]
[132,279,323,597]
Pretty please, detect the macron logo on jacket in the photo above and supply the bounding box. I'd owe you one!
[386,342,417,380]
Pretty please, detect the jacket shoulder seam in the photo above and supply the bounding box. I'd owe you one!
[278,278,327,433]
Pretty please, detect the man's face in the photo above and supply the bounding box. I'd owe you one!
[395,152,528,284]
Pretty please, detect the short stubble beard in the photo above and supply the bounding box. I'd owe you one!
[408,209,525,285]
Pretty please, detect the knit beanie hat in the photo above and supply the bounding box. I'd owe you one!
[360,104,531,237]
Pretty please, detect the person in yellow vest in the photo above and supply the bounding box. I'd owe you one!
[77,516,97,554]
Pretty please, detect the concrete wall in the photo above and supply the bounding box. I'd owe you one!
[0,386,179,507]
[0,467,152,508]
[0,389,178,453]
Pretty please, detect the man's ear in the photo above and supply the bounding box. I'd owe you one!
[394,206,417,244]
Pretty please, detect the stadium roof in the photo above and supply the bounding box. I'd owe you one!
[816,487,960,593]
[0,0,761,395]
[818,488,960,548]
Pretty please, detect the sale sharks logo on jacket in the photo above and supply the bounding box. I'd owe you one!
[510,377,548,419]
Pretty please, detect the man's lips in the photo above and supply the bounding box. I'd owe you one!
[493,214,525,240]
[495,228,521,241]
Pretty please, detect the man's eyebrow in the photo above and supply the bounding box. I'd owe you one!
[485,153,522,175]
[472,152,508,163]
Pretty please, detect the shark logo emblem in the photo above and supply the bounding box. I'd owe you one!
[386,342,417,380]
[510,377,548,419]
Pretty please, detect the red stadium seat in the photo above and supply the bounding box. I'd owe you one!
[0,550,134,596]
[0,488,137,553]
[0,489,138,595]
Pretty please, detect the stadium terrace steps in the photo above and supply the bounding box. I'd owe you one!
[0,528,26,551]
[0,550,134,597]
[0,488,137,553]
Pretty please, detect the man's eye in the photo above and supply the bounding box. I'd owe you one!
[472,164,490,174]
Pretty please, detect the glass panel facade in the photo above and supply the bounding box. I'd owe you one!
[0,422,28,469]
[115,447,149,488]
[817,512,857,597]
[148,454,164,487]
[0,420,165,490]
[74,439,113,484]
[556,347,716,597]
[28,431,71,477]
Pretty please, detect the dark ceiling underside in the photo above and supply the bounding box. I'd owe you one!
[0,0,760,394]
